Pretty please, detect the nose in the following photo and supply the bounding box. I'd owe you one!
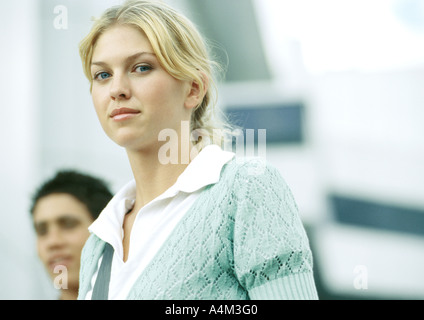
[45,226,66,250]
[110,74,131,101]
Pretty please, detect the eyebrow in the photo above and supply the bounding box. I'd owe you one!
[91,51,156,68]
[33,215,82,228]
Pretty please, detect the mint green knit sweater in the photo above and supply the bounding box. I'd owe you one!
[78,158,318,300]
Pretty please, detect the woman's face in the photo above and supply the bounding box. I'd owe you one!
[90,24,196,152]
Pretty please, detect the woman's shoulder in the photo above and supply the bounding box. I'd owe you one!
[222,156,295,200]
[222,156,283,183]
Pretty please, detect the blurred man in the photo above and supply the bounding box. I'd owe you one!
[30,170,113,300]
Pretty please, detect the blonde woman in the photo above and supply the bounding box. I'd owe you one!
[78,0,318,300]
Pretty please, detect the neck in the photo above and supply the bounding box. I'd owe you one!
[60,288,78,300]
[126,142,193,209]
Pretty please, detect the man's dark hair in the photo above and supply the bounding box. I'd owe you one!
[30,170,113,220]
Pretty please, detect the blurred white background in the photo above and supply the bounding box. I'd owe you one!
[1,0,423,299]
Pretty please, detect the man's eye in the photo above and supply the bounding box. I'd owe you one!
[35,224,47,236]
[59,217,79,229]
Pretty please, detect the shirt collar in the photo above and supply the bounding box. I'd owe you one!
[88,144,234,242]
[88,179,136,246]
[174,144,235,193]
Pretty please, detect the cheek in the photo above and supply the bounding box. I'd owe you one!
[36,239,48,262]
[91,85,108,108]
[145,78,186,115]
[91,89,110,124]
[68,227,91,248]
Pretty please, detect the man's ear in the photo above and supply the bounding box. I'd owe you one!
[185,72,209,110]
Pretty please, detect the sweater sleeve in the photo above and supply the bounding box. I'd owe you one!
[232,158,318,300]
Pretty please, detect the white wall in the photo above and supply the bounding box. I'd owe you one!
[0,0,47,299]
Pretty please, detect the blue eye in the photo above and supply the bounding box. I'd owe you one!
[135,65,152,73]
[95,72,111,80]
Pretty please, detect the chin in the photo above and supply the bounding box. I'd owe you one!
[110,131,156,151]
[113,137,143,149]
[107,131,136,147]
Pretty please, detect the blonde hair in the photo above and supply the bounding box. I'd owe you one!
[79,0,233,148]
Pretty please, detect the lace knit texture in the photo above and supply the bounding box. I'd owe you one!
[78,158,318,300]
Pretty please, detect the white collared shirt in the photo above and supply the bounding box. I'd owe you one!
[85,145,235,300]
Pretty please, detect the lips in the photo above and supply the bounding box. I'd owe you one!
[48,255,73,271]
[110,107,141,121]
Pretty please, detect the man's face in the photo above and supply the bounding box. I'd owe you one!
[33,193,93,291]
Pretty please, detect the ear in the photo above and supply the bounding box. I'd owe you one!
[184,72,209,110]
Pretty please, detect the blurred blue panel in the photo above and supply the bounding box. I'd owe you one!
[187,0,271,82]
[330,194,424,236]
[225,103,304,144]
